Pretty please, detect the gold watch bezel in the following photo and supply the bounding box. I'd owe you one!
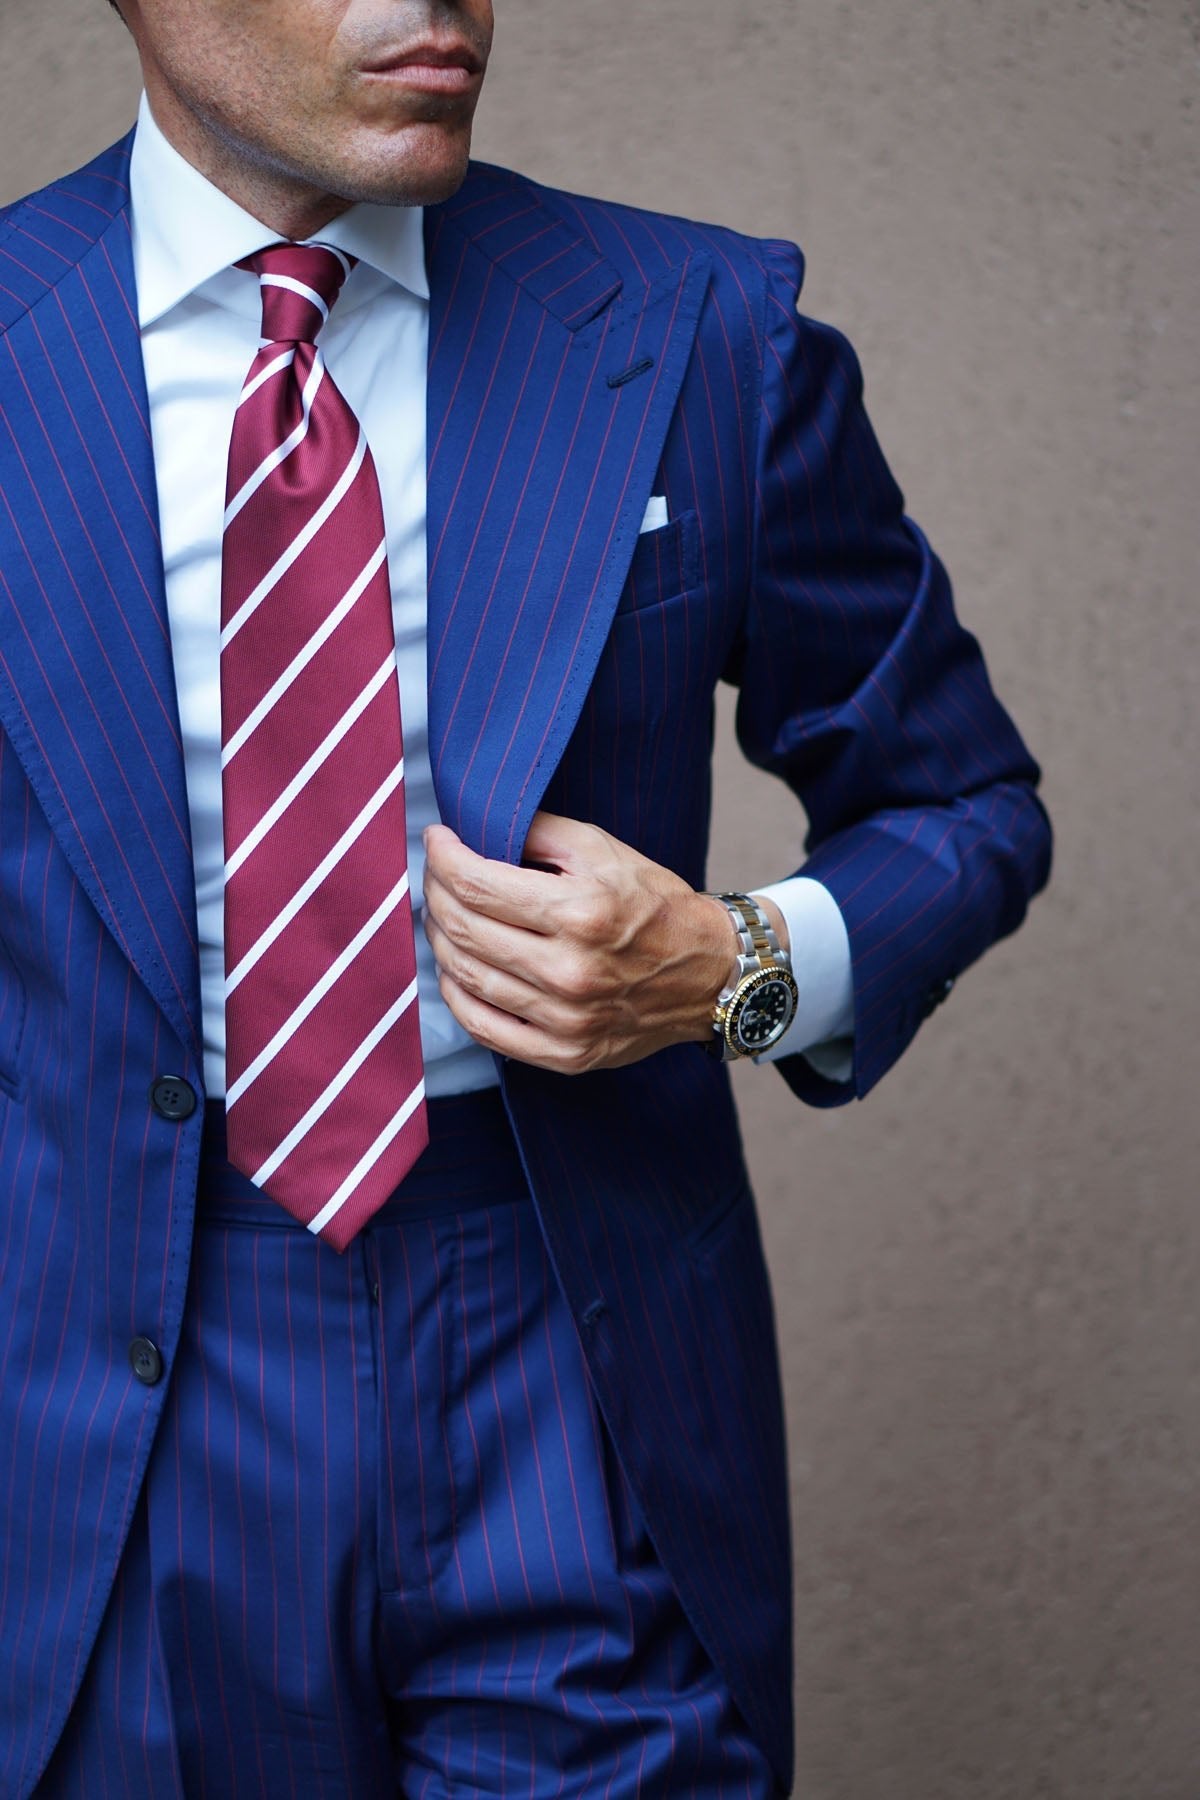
[719,965,800,1058]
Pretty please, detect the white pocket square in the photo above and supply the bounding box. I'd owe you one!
[639,495,669,534]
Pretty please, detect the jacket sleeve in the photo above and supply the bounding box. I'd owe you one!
[734,238,1052,1105]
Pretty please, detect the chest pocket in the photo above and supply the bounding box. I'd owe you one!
[540,508,718,876]
[613,510,699,615]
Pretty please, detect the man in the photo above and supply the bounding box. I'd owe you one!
[0,1,1051,1793]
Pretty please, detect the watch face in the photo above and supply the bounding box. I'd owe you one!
[732,976,796,1052]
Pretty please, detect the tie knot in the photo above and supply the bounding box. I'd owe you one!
[241,242,355,345]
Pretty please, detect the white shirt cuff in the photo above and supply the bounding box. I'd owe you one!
[749,876,854,1082]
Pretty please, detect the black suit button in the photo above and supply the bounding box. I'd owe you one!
[129,1337,164,1386]
[150,1075,196,1122]
[920,977,956,1020]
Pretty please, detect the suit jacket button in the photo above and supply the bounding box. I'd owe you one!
[150,1075,196,1122]
[920,977,956,1020]
[129,1337,164,1386]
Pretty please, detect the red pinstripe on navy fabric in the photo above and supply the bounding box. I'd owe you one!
[454,313,614,825]
[0,141,205,1798]
[0,183,201,1064]
[39,1109,779,1795]
[1,137,1049,1795]
[491,291,680,856]
[0,465,190,924]
[425,235,712,867]
[426,287,540,695]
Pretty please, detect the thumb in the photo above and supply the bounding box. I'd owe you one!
[521,810,603,875]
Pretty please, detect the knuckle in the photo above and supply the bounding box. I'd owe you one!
[437,914,464,957]
[556,954,603,1004]
[557,1008,592,1044]
[570,897,608,947]
[541,998,580,1041]
[561,1041,594,1076]
[452,952,498,1008]
[444,947,475,991]
[456,872,489,913]
[440,902,473,950]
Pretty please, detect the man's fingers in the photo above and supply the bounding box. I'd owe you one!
[423,824,561,931]
[423,814,715,1074]
[424,910,575,1027]
[436,969,598,1076]
[424,890,612,1017]
[424,821,620,949]
[423,870,555,989]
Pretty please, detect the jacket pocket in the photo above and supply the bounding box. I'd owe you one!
[614,509,699,616]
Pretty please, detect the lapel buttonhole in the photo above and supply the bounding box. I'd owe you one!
[606,355,655,390]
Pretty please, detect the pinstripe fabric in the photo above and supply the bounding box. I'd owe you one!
[39,1095,776,1798]
[0,136,1051,1795]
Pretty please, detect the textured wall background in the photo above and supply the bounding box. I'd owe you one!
[2,2,1197,1795]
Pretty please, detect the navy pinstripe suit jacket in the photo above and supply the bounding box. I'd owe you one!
[0,133,1050,1794]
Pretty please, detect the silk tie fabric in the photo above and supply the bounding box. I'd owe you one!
[220,242,427,1250]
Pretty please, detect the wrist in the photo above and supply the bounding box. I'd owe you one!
[691,891,743,1037]
[699,891,799,1061]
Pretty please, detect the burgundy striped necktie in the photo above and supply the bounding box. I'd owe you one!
[220,242,428,1250]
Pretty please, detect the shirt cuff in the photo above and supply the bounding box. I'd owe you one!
[749,876,855,1082]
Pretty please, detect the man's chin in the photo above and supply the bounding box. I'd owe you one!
[327,128,474,209]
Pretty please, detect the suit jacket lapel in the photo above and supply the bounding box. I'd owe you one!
[424,166,711,862]
[0,137,201,1060]
[0,150,710,1058]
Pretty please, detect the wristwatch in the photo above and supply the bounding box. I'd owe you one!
[704,892,799,1061]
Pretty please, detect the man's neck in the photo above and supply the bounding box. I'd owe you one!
[142,70,350,241]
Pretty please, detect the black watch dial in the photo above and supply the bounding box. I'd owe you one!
[733,977,795,1051]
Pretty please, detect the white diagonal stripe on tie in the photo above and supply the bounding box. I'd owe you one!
[321,244,353,281]
[222,538,388,767]
[224,657,399,881]
[237,346,296,408]
[220,429,369,649]
[259,271,331,325]
[224,752,408,993]
[221,240,426,1240]
[224,353,326,528]
[249,978,421,1189]
[308,1079,428,1238]
[225,759,407,997]
[225,870,411,1106]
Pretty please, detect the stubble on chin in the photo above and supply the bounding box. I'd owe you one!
[234,86,479,213]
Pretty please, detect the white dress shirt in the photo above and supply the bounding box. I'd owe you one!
[129,96,853,1098]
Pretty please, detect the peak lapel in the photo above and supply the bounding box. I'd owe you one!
[0,140,201,1060]
[424,168,711,863]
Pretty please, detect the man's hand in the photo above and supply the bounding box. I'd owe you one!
[423,811,772,1074]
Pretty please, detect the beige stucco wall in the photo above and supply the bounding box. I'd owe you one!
[2,3,1197,1794]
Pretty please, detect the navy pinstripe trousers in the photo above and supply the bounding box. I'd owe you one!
[37,1091,778,1798]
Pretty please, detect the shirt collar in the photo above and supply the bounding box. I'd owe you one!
[129,92,428,330]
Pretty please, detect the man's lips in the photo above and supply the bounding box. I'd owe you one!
[358,43,484,93]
